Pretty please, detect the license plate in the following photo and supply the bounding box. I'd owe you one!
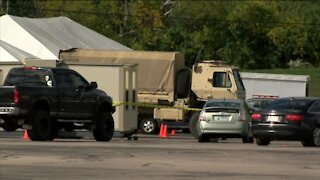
[213,115,229,121]
[267,116,279,122]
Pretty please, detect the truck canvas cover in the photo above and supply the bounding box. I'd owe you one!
[59,48,185,95]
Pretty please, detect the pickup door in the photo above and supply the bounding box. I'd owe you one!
[52,69,96,119]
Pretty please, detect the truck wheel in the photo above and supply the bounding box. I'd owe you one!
[140,118,158,134]
[189,112,200,139]
[93,112,114,142]
[176,68,191,99]
[256,138,270,146]
[27,110,58,141]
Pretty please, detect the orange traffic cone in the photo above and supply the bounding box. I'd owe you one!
[159,124,164,137]
[22,130,29,140]
[162,124,168,138]
[171,129,176,136]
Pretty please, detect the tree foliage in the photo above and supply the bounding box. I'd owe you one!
[1,0,319,68]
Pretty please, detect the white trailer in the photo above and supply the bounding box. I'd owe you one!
[240,72,309,99]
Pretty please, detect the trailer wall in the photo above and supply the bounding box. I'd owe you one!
[0,62,22,85]
[59,61,138,134]
[241,72,309,99]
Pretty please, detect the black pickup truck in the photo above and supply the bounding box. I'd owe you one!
[0,66,115,141]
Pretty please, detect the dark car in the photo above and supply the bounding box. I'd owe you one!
[251,97,320,147]
[246,98,275,112]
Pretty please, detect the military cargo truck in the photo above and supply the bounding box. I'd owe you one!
[59,48,246,134]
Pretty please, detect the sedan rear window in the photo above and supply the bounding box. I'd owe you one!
[268,99,311,111]
[206,101,240,108]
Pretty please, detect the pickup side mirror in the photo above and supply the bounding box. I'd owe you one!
[90,82,98,89]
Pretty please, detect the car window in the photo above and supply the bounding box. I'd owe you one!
[206,101,240,108]
[247,99,274,110]
[233,70,245,90]
[309,101,320,113]
[4,68,52,86]
[268,99,311,110]
[70,72,89,88]
[212,72,231,88]
[53,69,89,88]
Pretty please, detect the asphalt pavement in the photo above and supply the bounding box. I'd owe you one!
[0,131,320,180]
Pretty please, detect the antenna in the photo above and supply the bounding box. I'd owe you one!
[193,47,203,71]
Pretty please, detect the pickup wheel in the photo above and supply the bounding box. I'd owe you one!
[27,110,58,141]
[93,112,114,142]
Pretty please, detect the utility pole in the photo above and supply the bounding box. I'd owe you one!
[163,0,172,16]
[6,0,10,14]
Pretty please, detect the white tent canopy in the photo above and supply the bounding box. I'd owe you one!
[0,40,37,62]
[0,15,131,62]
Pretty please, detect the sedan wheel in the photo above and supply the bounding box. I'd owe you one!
[313,127,320,147]
[198,135,210,143]
[256,138,270,146]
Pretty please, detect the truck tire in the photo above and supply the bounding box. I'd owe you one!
[189,112,200,139]
[93,111,114,142]
[27,110,58,141]
[176,68,191,99]
[140,118,158,134]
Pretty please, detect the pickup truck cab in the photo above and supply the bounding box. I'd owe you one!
[0,66,115,141]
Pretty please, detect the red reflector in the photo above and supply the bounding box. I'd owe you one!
[251,113,261,120]
[13,88,21,104]
[285,114,304,121]
[24,66,37,70]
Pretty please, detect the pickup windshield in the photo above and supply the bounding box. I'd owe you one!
[4,68,53,87]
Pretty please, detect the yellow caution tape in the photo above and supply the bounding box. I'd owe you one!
[112,101,201,111]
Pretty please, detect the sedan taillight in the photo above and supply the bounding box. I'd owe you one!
[199,112,206,121]
[251,113,262,121]
[285,114,304,121]
[13,88,21,104]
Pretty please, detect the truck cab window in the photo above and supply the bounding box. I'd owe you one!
[4,69,50,86]
[54,70,89,88]
[233,70,245,90]
[212,72,231,88]
[69,72,89,88]
[54,70,73,87]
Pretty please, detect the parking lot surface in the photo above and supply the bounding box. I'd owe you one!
[0,132,319,180]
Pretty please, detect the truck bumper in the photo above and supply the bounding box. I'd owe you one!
[0,107,20,115]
